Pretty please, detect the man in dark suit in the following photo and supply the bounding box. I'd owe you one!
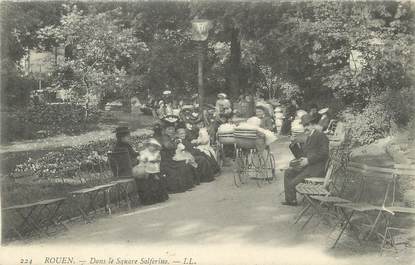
[282,113,329,206]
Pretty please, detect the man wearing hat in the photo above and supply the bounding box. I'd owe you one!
[282,113,329,206]
[111,125,139,177]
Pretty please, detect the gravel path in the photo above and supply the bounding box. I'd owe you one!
[5,138,413,265]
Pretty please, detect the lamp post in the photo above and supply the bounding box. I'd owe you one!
[191,19,212,112]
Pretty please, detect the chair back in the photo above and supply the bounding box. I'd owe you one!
[323,163,335,189]
[107,150,133,178]
[346,162,395,207]
[389,164,415,207]
[326,119,338,135]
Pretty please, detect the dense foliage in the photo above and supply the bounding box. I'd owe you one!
[1,2,414,144]
[2,103,100,142]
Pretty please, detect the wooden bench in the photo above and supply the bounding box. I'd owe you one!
[69,183,116,223]
[108,150,138,209]
[2,197,67,240]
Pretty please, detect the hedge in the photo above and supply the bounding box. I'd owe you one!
[1,103,100,142]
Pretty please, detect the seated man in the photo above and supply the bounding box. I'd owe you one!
[282,114,329,206]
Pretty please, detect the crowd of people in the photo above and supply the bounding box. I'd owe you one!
[114,90,332,206]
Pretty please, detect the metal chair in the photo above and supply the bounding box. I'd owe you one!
[380,163,415,254]
[331,163,397,249]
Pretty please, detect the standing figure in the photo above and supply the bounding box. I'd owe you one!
[281,99,299,135]
[318,107,330,132]
[274,107,284,133]
[210,93,233,143]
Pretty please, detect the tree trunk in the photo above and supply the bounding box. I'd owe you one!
[230,28,241,100]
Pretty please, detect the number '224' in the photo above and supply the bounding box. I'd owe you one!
[20,258,32,264]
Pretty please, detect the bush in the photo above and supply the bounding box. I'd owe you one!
[340,87,415,146]
[1,103,100,142]
[341,96,397,146]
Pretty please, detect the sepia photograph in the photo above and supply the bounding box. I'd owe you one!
[0,1,414,264]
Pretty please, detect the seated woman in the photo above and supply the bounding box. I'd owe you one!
[177,124,219,183]
[133,138,169,205]
[155,117,195,193]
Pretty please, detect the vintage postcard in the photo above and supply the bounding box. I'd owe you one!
[1,1,414,264]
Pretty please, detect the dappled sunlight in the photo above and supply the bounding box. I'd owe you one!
[118,203,173,217]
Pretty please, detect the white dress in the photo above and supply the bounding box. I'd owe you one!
[138,149,161,174]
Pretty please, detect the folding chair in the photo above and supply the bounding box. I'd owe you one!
[294,163,338,228]
[305,128,351,185]
[380,163,415,254]
[331,163,396,249]
[325,119,338,135]
[309,162,369,235]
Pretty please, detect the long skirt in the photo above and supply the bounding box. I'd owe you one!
[135,173,169,205]
[192,150,219,183]
[281,118,292,135]
[161,160,195,193]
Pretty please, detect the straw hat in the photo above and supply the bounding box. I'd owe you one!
[162,90,172,96]
[318,107,329,115]
[274,107,282,113]
[217,93,227,99]
[296,110,307,118]
[145,138,161,148]
[256,103,272,116]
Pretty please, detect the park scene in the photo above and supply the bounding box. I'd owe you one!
[0,1,414,265]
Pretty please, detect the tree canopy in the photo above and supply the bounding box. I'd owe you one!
[2,1,414,127]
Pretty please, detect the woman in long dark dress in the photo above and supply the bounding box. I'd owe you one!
[178,122,220,183]
[112,126,168,205]
[155,117,195,193]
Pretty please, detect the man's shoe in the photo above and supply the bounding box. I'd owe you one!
[281,201,298,206]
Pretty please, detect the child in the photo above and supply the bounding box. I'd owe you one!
[246,117,277,146]
[192,127,216,160]
[137,138,162,175]
[133,138,169,205]
[173,140,198,168]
